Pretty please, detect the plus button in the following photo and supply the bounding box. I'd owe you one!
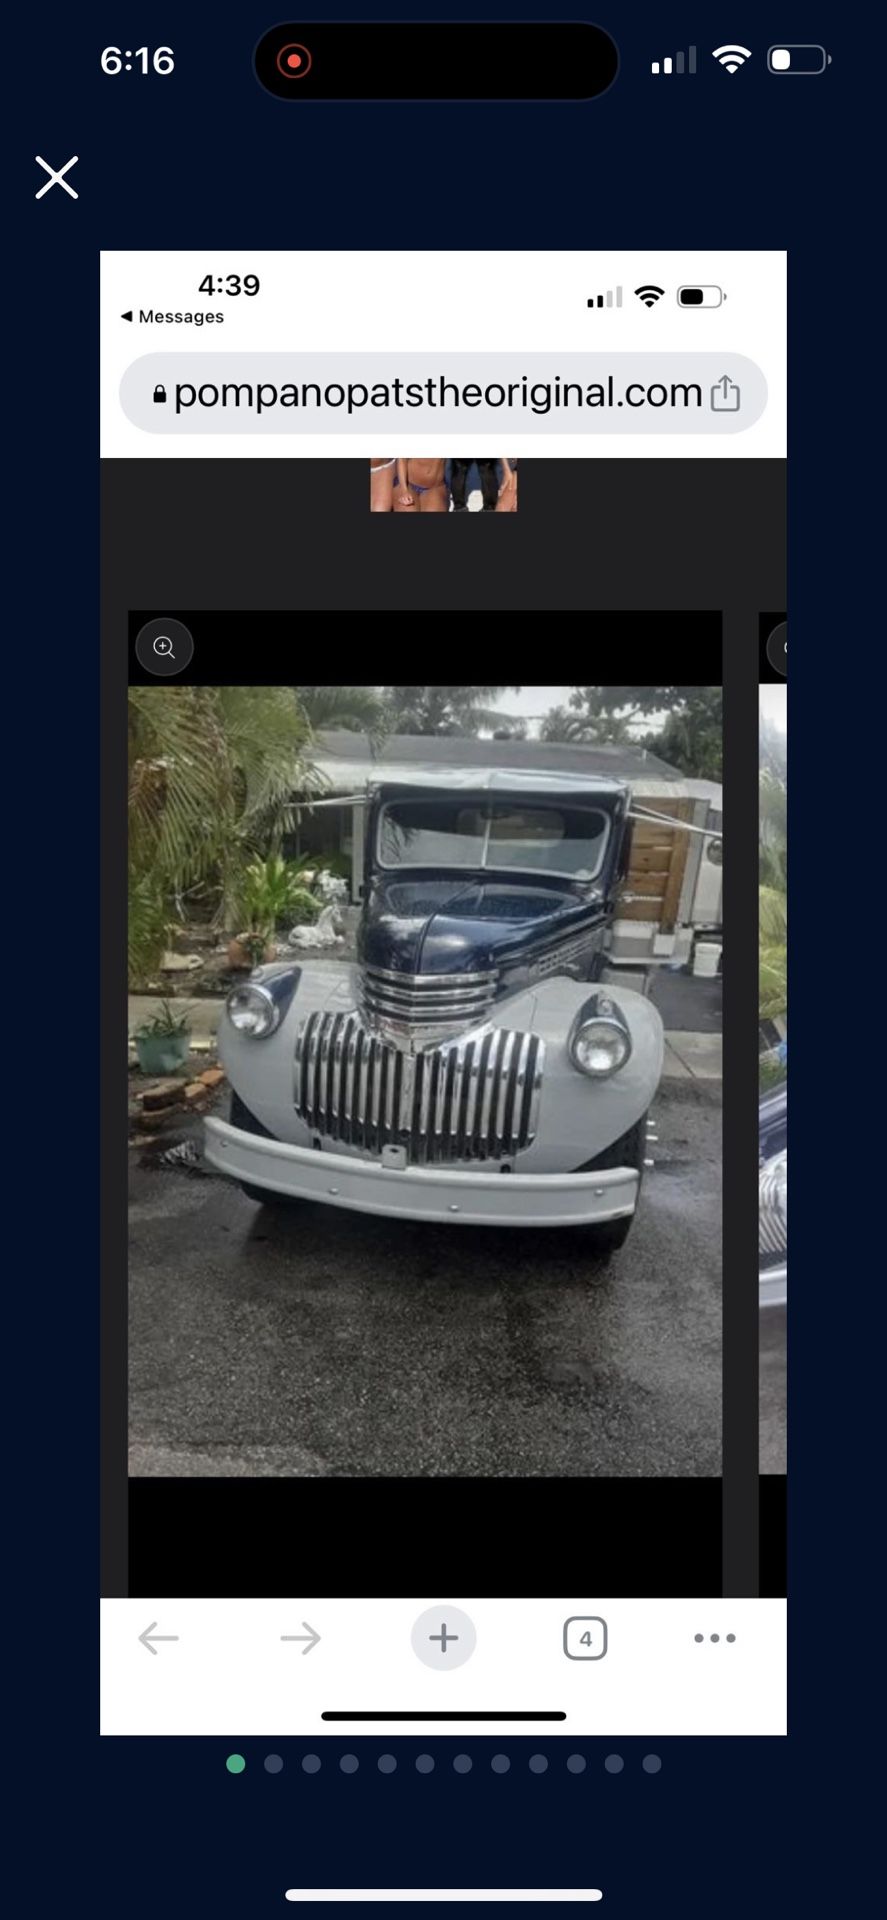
[412,1605,476,1669]
[429,1622,459,1654]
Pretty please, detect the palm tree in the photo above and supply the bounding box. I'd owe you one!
[539,705,594,743]
[539,704,634,745]
[759,770,787,1023]
[128,685,321,981]
[295,686,386,740]
[646,700,723,780]
[383,686,522,735]
[759,885,787,1022]
[759,772,787,891]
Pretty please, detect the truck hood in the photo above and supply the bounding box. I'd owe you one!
[358,874,606,976]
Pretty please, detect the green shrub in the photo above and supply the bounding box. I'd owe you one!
[759,1056,787,1095]
[315,848,352,880]
[288,888,321,925]
[240,855,308,930]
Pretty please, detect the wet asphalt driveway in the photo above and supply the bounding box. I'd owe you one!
[129,1080,722,1479]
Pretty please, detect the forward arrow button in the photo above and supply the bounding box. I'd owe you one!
[281,1622,321,1654]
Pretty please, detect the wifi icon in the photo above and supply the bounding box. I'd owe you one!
[712,44,752,72]
[634,285,665,308]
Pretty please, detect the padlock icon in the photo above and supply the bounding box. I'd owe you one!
[153,383,167,404]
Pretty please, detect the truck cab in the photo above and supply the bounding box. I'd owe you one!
[205,770,664,1255]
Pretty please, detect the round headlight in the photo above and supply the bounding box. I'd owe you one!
[226,983,278,1038]
[570,1017,631,1078]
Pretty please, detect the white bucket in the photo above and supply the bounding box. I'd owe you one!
[693,941,722,978]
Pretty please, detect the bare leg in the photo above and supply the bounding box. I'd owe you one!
[370,461,395,512]
[496,465,518,512]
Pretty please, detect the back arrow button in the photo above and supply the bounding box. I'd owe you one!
[139,1621,180,1655]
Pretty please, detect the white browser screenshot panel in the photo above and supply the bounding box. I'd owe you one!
[103,248,785,1738]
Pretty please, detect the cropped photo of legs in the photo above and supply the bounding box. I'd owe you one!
[371,458,519,512]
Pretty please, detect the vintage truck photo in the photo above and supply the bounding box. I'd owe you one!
[204,771,675,1251]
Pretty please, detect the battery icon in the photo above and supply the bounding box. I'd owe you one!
[767,45,831,74]
[677,286,724,308]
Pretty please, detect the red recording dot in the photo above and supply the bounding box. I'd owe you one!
[276,42,313,78]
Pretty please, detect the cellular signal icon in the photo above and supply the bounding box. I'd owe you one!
[651,46,696,74]
[712,45,752,72]
[587,287,623,310]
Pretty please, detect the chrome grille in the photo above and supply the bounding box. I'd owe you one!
[759,1156,788,1260]
[527,928,602,979]
[361,963,497,1037]
[294,1010,543,1164]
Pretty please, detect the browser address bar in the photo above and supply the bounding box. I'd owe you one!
[120,352,767,435]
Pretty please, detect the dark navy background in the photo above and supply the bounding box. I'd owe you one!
[13,3,869,1915]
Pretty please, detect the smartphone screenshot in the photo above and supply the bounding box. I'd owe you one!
[103,245,785,1746]
[16,10,830,1915]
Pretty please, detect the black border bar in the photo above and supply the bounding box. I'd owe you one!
[128,609,721,685]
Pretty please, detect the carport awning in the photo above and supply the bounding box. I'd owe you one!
[304,757,707,803]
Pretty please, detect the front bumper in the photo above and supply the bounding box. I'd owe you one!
[759,1262,787,1310]
[204,1116,639,1227]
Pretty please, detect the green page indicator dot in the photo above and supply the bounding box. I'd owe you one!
[226,1754,246,1774]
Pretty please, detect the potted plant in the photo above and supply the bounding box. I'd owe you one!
[228,855,319,967]
[227,928,276,970]
[227,928,275,969]
[134,1000,193,1075]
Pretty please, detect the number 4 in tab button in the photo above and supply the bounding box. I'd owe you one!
[564,1615,608,1660]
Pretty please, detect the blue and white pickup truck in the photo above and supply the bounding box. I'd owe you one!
[205,771,668,1254]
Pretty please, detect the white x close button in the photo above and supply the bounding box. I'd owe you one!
[35,154,79,200]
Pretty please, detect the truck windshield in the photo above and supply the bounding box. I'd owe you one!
[378,799,611,880]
